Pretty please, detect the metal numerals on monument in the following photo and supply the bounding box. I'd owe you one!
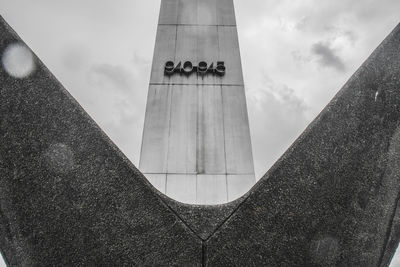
[164,61,226,76]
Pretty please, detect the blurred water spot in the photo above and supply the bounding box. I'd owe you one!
[310,235,340,265]
[43,143,76,174]
[1,43,35,78]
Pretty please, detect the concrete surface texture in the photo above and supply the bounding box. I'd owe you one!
[140,0,256,204]
[1,4,400,267]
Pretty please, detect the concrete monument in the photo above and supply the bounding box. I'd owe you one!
[140,0,255,204]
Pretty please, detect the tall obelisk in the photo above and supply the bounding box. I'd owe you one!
[140,0,255,204]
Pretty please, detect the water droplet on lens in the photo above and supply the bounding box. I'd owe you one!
[2,43,35,78]
[43,143,75,174]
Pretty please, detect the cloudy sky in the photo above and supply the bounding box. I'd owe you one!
[1,0,400,265]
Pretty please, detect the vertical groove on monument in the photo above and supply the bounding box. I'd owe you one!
[140,0,255,204]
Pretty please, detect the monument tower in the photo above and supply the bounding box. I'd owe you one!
[140,0,255,204]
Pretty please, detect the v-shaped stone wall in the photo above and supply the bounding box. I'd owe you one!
[0,13,400,267]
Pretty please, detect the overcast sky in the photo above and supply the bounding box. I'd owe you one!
[1,0,400,265]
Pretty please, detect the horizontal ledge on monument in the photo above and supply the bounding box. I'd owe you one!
[158,23,237,27]
[148,83,245,86]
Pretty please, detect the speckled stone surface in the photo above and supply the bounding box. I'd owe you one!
[0,16,202,266]
[160,194,242,240]
[1,15,400,267]
[205,23,400,267]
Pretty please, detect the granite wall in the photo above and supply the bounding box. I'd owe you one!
[0,14,400,267]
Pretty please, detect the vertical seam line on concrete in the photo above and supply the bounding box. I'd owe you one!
[176,0,181,25]
[195,85,199,202]
[197,85,203,175]
[195,0,199,25]
[196,85,200,175]
[221,84,229,201]
[163,174,167,193]
[217,25,229,202]
[195,10,199,202]
[165,84,173,194]
[219,26,229,202]
[164,19,179,192]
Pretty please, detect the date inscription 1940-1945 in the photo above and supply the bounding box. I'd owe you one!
[164,61,225,76]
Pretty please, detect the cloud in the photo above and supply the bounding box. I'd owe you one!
[247,76,309,179]
[88,63,134,92]
[84,57,149,165]
[343,31,358,45]
[311,42,346,71]
[61,44,90,71]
